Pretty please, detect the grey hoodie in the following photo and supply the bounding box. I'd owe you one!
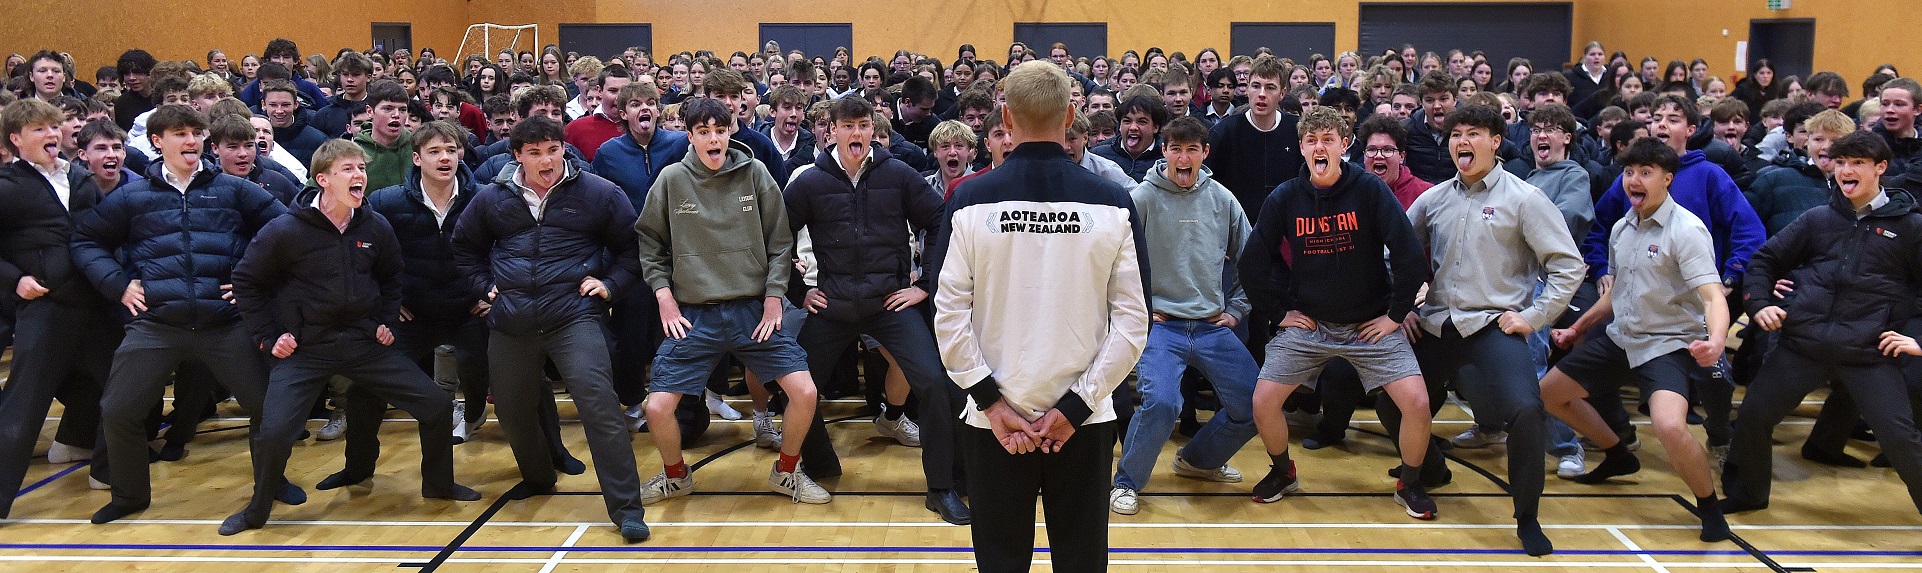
[1526,158,1595,246]
[1129,160,1252,321]
[636,139,794,305]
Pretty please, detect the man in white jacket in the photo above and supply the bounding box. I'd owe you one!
[930,60,1149,573]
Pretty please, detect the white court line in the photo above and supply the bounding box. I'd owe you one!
[1606,526,1672,573]
[6,517,1921,531]
[537,524,590,573]
[1,554,1917,569]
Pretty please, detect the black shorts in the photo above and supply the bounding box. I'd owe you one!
[1555,334,1702,400]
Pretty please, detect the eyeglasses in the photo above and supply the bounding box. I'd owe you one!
[1532,125,1567,135]
[1364,147,1401,157]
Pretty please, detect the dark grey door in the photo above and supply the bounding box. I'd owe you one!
[1359,2,1573,73]
[1013,23,1108,60]
[760,24,854,62]
[371,23,411,54]
[1748,19,1815,80]
[1230,22,1337,62]
[559,24,653,62]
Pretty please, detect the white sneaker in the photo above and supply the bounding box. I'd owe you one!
[874,412,922,447]
[625,402,647,433]
[1109,487,1140,515]
[754,410,783,450]
[315,409,346,441]
[1172,456,1243,483]
[1709,444,1729,470]
[1557,453,1586,478]
[451,402,470,444]
[88,476,111,490]
[705,391,743,420]
[1451,427,1507,449]
[769,464,831,504]
[47,441,91,464]
[639,471,695,505]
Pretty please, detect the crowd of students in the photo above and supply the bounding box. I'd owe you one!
[1,35,1920,571]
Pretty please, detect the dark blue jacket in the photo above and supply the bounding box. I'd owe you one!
[309,94,367,138]
[270,109,331,167]
[732,118,790,188]
[1745,153,1829,236]
[1585,149,1766,283]
[592,129,690,214]
[367,164,486,322]
[70,164,287,329]
[1744,187,1922,364]
[754,124,817,177]
[239,77,329,111]
[1090,137,1163,183]
[451,163,642,335]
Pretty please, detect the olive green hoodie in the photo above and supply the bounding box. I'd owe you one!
[636,139,793,304]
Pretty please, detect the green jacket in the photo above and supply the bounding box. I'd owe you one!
[636,140,792,304]
[354,130,414,191]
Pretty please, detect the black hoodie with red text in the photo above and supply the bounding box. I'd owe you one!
[1238,162,1428,324]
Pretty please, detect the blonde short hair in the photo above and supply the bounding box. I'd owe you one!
[311,139,368,177]
[187,73,234,98]
[1803,109,1856,136]
[999,61,1072,134]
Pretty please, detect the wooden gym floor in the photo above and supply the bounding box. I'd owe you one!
[2,368,1919,572]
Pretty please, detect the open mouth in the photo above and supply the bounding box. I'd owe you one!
[1312,156,1331,170]
[944,157,961,169]
[349,182,365,198]
[1454,149,1475,170]
[1839,177,1862,195]
[1534,142,1552,161]
[1174,166,1195,179]
[1124,134,1142,149]
[1368,159,1389,176]
[436,164,455,176]
[1626,186,1646,207]
[705,148,725,162]
[848,141,866,155]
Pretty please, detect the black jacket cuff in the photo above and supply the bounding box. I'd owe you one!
[968,375,1002,410]
[1056,391,1093,426]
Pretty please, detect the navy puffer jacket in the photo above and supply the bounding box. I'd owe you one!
[366,164,486,322]
[452,162,641,335]
[70,163,287,328]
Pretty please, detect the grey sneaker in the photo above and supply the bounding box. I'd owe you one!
[315,408,346,441]
[1173,456,1243,483]
[769,463,831,504]
[1451,427,1506,449]
[639,471,695,505]
[874,413,922,447]
[754,410,783,450]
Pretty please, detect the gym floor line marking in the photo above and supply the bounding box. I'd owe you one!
[3,541,1916,557]
[0,555,1917,568]
[7,517,1915,531]
[1607,526,1673,573]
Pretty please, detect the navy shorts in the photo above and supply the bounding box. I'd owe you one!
[649,298,809,396]
[1556,334,1704,400]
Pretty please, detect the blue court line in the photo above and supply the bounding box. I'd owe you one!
[0,542,1916,558]
[13,461,87,497]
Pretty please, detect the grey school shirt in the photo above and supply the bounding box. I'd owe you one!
[1406,167,1586,337]
[1605,196,1721,367]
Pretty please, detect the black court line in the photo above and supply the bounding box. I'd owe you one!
[1351,425,1511,490]
[401,413,867,571]
[1666,494,1803,573]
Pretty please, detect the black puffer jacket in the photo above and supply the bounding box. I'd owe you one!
[367,164,484,322]
[71,163,287,329]
[785,145,945,306]
[0,160,109,305]
[1743,186,1922,364]
[452,162,641,335]
[232,200,402,347]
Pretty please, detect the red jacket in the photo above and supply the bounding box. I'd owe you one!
[1386,165,1434,210]
[564,114,625,162]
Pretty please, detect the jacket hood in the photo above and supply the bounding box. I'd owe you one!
[1292,161,1368,198]
[1679,148,1709,169]
[1535,159,1584,176]
[1142,159,1217,194]
[810,140,896,182]
[679,138,760,177]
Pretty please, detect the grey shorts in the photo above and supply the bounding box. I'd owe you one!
[1258,321,1423,392]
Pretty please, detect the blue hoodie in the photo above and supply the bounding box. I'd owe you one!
[1584,148,1765,282]
[592,129,690,215]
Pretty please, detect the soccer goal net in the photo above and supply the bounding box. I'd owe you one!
[455,23,540,64]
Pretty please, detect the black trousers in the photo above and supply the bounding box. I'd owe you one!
[0,300,118,516]
[161,360,222,449]
[1378,323,1546,519]
[490,319,645,525]
[244,332,459,513]
[1725,345,1922,512]
[100,321,269,507]
[798,306,960,489]
[337,316,526,477]
[611,283,663,407]
[1800,317,1922,454]
[962,421,1114,573]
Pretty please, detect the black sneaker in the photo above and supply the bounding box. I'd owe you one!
[1251,462,1301,503]
[1395,480,1438,520]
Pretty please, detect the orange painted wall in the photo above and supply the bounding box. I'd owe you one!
[2,1,1910,90]
[1,0,468,80]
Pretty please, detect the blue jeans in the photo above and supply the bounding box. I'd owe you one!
[1115,320,1260,491]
